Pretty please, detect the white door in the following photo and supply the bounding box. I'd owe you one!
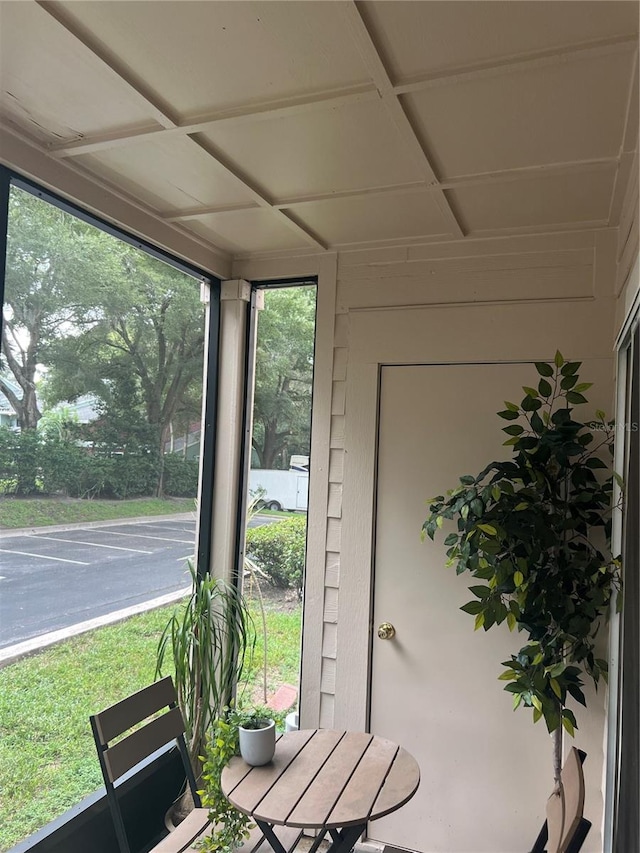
[369,363,555,853]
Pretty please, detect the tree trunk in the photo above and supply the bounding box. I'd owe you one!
[552,725,564,790]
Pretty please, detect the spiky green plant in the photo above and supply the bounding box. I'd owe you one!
[155,560,255,774]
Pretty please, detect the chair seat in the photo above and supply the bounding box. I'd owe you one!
[151,809,304,853]
[151,808,211,853]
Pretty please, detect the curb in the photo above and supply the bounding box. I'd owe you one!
[0,585,191,668]
[0,511,196,538]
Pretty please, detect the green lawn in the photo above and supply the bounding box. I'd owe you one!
[0,599,301,852]
[0,496,196,529]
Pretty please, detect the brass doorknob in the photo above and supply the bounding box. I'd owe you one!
[377,622,396,640]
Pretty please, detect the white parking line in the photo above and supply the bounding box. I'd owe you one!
[104,531,194,545]
[30,535,152,555]
[0,548,90,566]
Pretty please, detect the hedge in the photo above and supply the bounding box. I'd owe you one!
[245,515,307,595]
[0,427,198,499]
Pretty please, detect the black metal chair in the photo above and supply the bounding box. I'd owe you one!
[90,676,210,853]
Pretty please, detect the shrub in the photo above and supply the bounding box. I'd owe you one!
[245,515,307,595]
[98,453,160,499]
[162,454,198,497]
[0,427,41,495]
[39,436,91,496]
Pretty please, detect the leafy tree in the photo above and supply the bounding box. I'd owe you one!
[1,186,117,430]
[45,245,204,457]
[423,353,621,787]
[252,286,315,469]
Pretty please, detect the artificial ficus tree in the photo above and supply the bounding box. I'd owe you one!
[423,352,621,787]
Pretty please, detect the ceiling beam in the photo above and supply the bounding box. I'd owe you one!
[341,4,469,235]
[0,123,232,277]
[188,134,327,251]
[393,34,638,94]
[35,0,328,252]
[159,159,619,221]
[48,85,381,158]
[37,1,179,130]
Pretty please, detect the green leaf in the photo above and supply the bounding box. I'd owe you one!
[574,382,593,393]
[562,716,575,737]
[538,378,552,397]
[503,436,520,446]
[506,612,516,631]
[459,474,475,485]
[497,409,520,420]
[533,706,543,724]
[560,374,578,390]
[535,362,554,377]
[554,350,564,367]
[530,411,544,433]
[504,400,519,412]
[561,361,581,376]
[469,585,491,599]
[514,502,528,511]
[491,484,501,502]
[503,424,524,436]
[522,386,539,398]
[498,669,517,680]
[460,600,483,615]
[477,523,497,535]
[474,612,485,631]
[566,391,588,404]
[531,694,543,712]
[550,678,562,699]
[586,457,607,469]
[470,498,484,516]
[513,570,524,587]
[444,533,458,546]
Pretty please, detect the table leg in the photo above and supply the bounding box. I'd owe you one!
[325,823,366,853]
[255,820,294,853]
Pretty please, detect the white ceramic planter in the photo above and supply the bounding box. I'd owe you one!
[239,719,276,766]
[285,711,299,732]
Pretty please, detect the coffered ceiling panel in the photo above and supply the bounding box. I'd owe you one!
[360,1,638,83]
[0,1,154,145]
[450,168,616,233]
[0,1,636,264]
[288,192,449,247]
[54,0,371,120]
[185,209,312,255]
[75,136,257,213]
[200,100,424,199]
[405,50,634,180]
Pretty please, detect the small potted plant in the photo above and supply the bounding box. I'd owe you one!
[236,707,276,767]
[196,707,282,852]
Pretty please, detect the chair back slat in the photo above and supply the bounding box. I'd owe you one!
[544,747,588,853]
[103,706,186,782]
[93,676,177,744]
[560,748,586,853]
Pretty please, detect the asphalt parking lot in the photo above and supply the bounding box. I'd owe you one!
[0,516,199,650]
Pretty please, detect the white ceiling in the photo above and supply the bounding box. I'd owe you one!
[0,1,638,268]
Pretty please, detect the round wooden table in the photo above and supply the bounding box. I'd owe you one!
[221,729,420,853]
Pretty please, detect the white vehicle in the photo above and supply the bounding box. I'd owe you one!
[249,467,309,512]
